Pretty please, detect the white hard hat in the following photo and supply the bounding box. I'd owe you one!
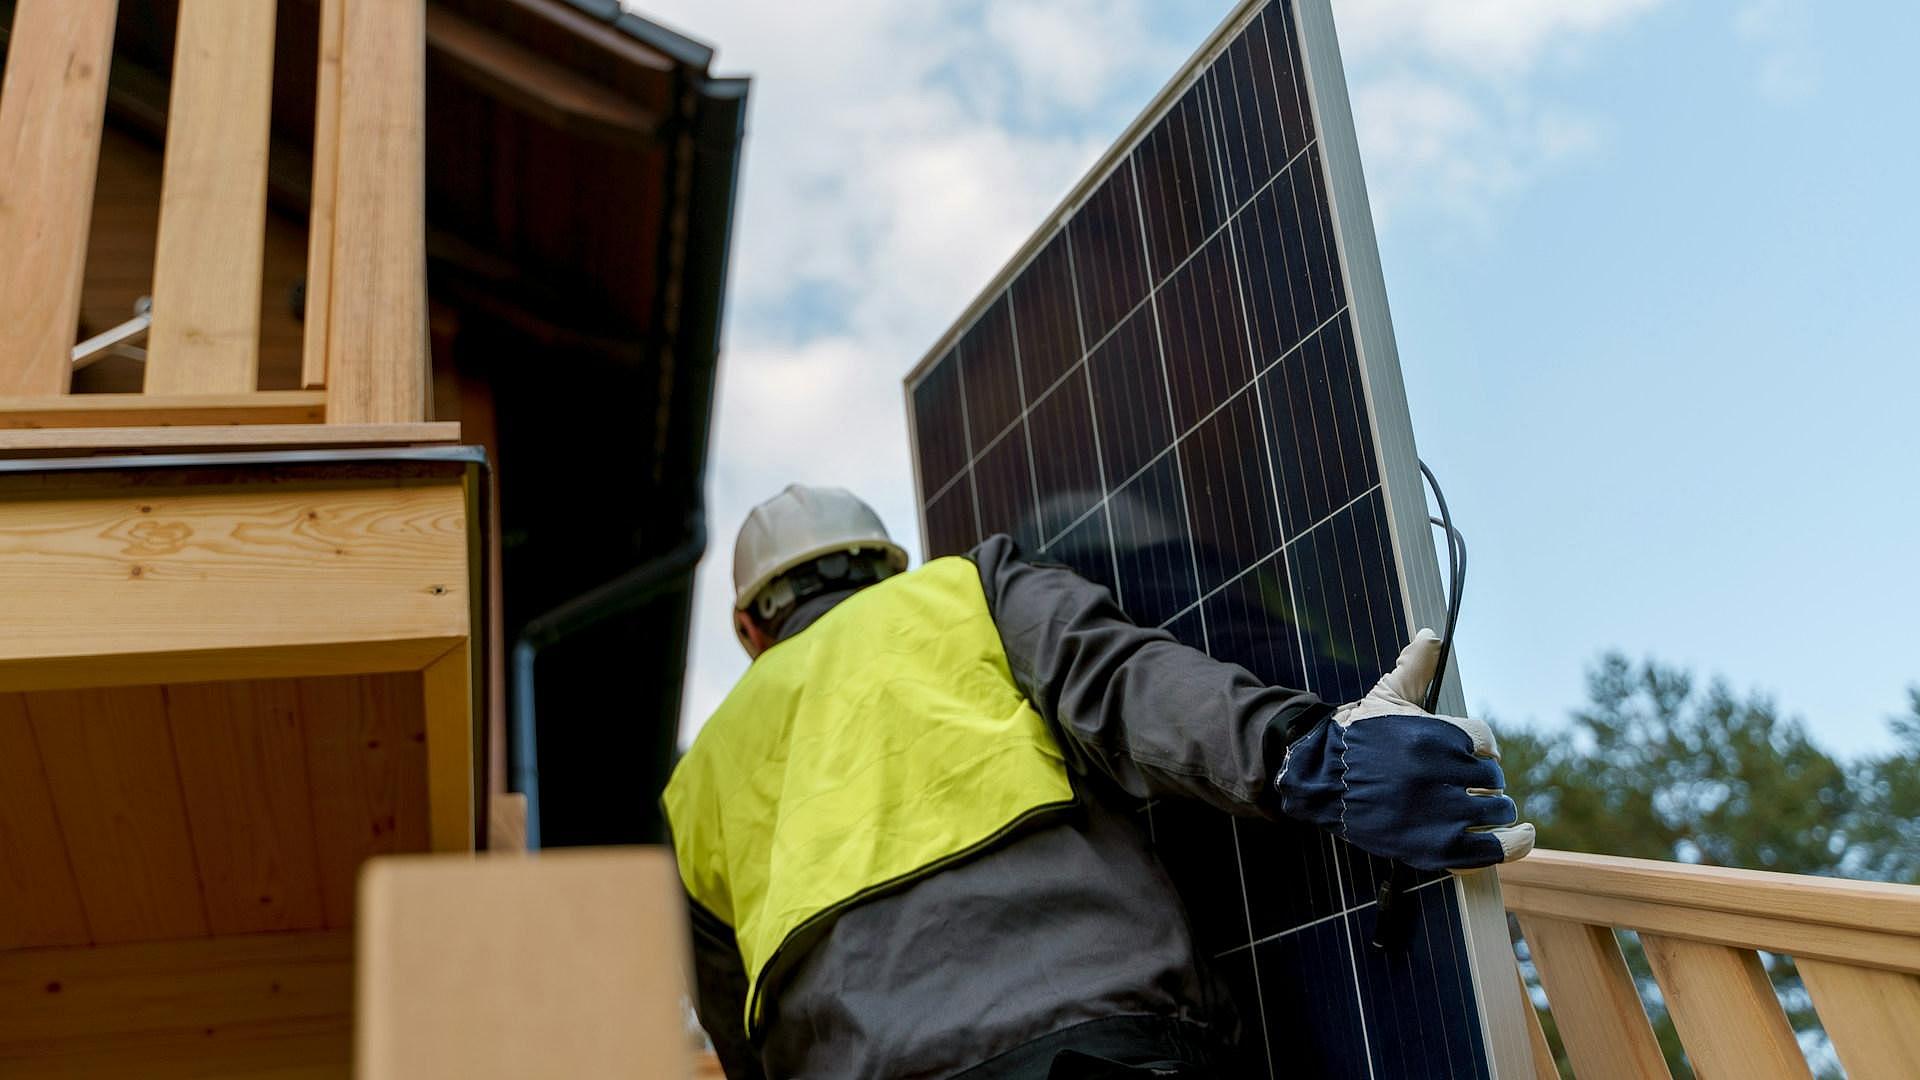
[733,484,909,614]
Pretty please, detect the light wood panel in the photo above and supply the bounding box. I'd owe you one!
[356,850,692,1079]
[167,680,327,935]
[0,694,90,950]
[1516,959,1559,1080]
[0,420,459,455]
[0,636,462,697]
[302,0,347,391]
[1799,959,1920,1079]
[24,686,208,943]
[0,390,325,429]
[0,478,470,674]
[0,930,351,1076]
[1641,934,1810,1079]
[145,0,278,395]
[1518,916,1670,1080]
[327,0,430,422]
[422,642,474,852]
[0,0,119,396]
[301,673,431,928]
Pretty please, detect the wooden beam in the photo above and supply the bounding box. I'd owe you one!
[166,680,328,936]
[0,636,463,696]
[0,0,119,395]
[0,694,91,950]
[0,420,459,455]
[0,390,326,429]
[1641,935,1811,1079]
[144,0,277,395]
[1519,915,1670,1080]
[1799,959,1920,1080]
[355,850,691,1078]
[302,0,346,391]
[0,930,351,1072]
[327,0,431,423]
[24,686,209,943]
[421,641,475,853]
[0,478,470,677]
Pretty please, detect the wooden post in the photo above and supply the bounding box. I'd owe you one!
[302,0,346,391]
[325,0,431,423]
[1799,959,1920,1079]
[145,0,278,394]
[1519,916,1671,1079]
[1641,935,1811,1079]
[0,0,120,396]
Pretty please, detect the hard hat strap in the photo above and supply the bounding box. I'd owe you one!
[751,549,899,627]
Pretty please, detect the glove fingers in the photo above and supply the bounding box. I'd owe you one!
[1467,792,1519,829]
[1483,822,1535,863]
[1370,628,1442,710]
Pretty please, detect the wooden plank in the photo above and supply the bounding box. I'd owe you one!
[0,478,470,674]
[1518,916,1670,1080]
[301,673,431,929]
[424,5,659,144]
[0,636,463,696]
[144,0,278,394]
[0,390,326,429]
[1501,879,1920,976]
[355,850,692,1079]
[167,680,327,935]
[0,0,119,396]
[24,686,209,943]
[327,0,430,422]
[487,793,528,854]
[1516,958,1560,1080]
[421,642,474,852]
[0,420,459,454]
[1641,934,1811,1079]
[0,930,350,1076]
[0,694,90,949]
[1502,849,1920,940]
[1799,959,1920,1079]
[302,0,346,391]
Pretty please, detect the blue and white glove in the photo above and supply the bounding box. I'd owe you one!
[1275,630,1535,871]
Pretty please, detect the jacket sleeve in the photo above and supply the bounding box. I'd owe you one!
[683,896,766,1080]
[971,534,1332,816]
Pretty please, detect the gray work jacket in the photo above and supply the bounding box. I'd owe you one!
[682,535,1331,1078]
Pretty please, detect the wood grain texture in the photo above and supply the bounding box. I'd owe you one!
[0,637,462,696]
[327,0,431,422]
[0,930,351,1075]
[355,850,691,1079]
[1799,959,1920,1079]
[0,390,326,429]
[166,680,327,935]
[0,420,460,454]
[23,686,209,943]
[1519,915,1670,1080]
[1641,934,1811,1079]
[0,0,119,395]
[145,0,277,394]
[421,642,474,852]
[0,694,90,949]
[300,673,431,928]
[0,479,470,671]
[302,0,346,391]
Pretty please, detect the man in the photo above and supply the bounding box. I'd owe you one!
[666,484,1534,1079]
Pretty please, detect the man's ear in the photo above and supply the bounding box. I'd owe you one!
[735,609,768,659]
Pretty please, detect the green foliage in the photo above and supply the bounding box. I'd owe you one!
[1498,654,1920,1077]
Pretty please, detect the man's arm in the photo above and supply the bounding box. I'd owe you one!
[971,534,1329,816]
[685,897,767,1080]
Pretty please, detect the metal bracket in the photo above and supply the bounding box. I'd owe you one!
[72,297,152,370]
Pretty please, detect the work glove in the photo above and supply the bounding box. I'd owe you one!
[1274,630,1535,871]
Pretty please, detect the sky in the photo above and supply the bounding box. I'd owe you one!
[632,0,1920,758]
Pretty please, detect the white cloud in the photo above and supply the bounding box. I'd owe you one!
[1333,0,1667,76]
[1733,0,1819,103]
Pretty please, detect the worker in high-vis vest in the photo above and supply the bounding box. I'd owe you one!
[665,484,1534,1079]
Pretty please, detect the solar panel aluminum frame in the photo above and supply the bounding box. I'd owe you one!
[900,0,1529,1074]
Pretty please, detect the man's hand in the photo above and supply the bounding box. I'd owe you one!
[1273,630,1535,871]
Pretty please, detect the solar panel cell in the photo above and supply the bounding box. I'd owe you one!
[973,422,1038,549]
[1177,389,1284,590]
[1011,233,1084,402]
[1133,79,1227,278]
[1086,305,1175,488]
[1157,229,1253,430]
[910,348,969,493]
[1067,165,1151,345]
[922,469,978,560]
[1026,366,1105,540]
[1108,455,1200,627]
[959,296,1023,450]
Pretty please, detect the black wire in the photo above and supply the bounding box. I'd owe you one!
[1418,461,1466,715]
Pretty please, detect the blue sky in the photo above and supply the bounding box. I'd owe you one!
[639,0,1918,757]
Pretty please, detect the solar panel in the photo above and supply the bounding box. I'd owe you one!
[903,1,1529,1076]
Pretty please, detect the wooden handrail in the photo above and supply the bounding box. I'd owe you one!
[1501,850,1920,1078]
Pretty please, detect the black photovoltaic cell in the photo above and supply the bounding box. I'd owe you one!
[907,2,1491,1076]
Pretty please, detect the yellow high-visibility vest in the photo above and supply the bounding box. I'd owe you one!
[663,555,1077,1034]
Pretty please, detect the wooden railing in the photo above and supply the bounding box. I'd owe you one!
[0,0,429,438]
[1500,850,1920,1078]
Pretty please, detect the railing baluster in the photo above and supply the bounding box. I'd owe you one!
[0,0,119,396]
[1515,956,1561,1080]
[1519,915,1672,1079]
[1641,935,1811,1079]
[302,0,346,392]
[1799,959,1920,1079]
[144,0,278,394]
